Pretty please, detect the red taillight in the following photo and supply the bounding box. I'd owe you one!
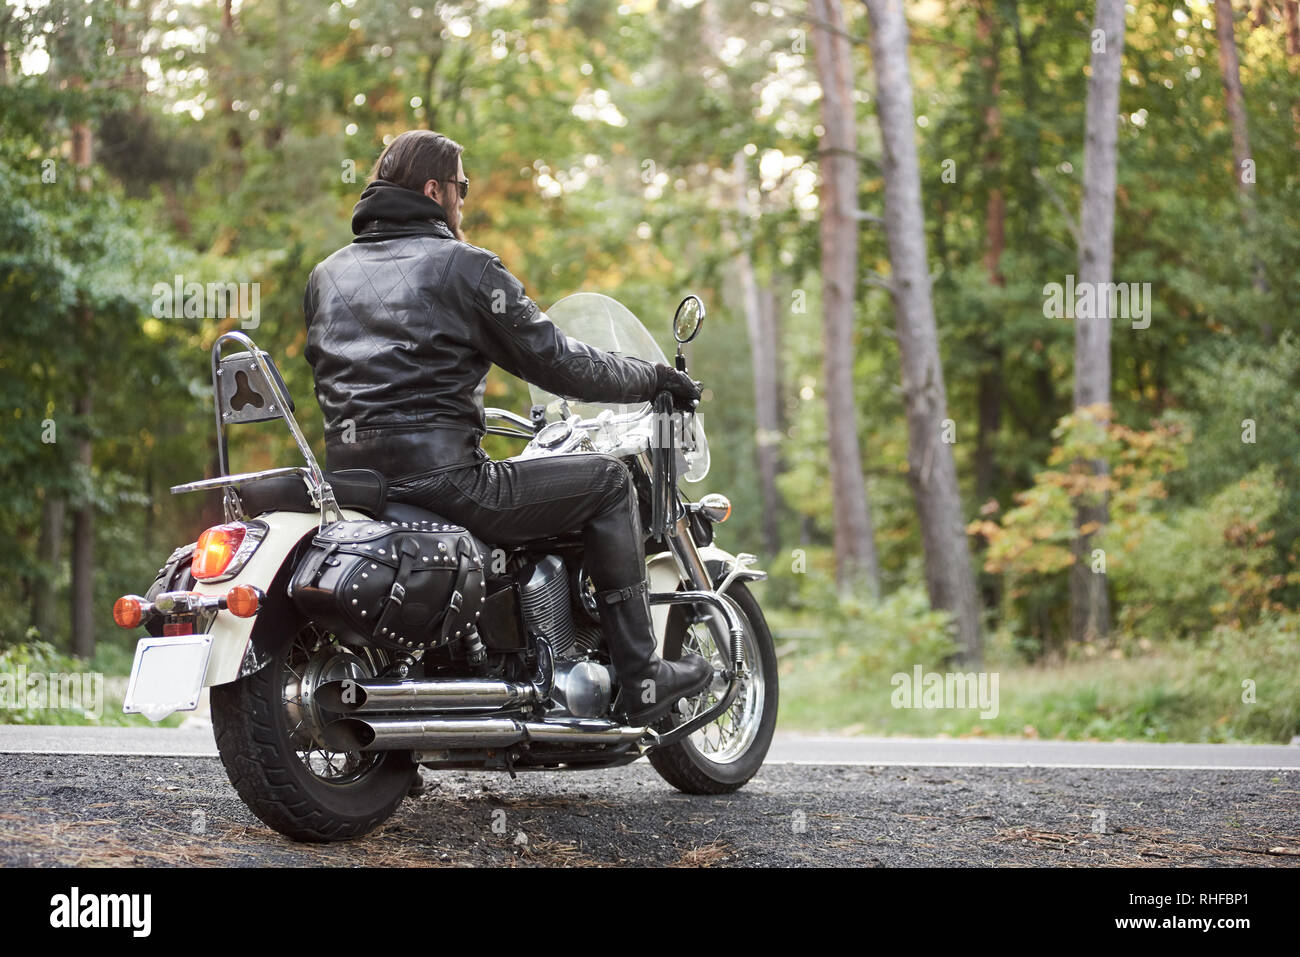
[113,596,145,629]
[192,523,248,580]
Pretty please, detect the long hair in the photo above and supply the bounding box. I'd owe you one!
[369,131,466,239]
[369,130,463,192]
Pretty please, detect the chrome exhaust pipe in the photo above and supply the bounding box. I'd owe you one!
[322,717,523,751]
[320,715,648,752]
[314,677,542,714]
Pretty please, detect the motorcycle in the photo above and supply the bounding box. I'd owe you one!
[112,292,778,842]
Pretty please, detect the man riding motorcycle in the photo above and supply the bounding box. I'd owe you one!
[302,129,713,726]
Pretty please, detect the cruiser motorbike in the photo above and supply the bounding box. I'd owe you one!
[113,292,777,842]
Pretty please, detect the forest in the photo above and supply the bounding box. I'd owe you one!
[2,0,1298,741]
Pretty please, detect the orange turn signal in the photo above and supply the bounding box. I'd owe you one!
[113,596,145,629]
[226,584,261,618]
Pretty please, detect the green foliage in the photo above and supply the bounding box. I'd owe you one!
[973,405,1297,654]
[780,612,1300,743]
[1107,464,1295,640]
[1164,332,1300,607]
[0,117,215,646]
[763,548,958,686]
[838,584,961,686]
[0,639,182,727]
[970,407,1191,650]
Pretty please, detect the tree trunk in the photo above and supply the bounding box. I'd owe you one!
[1214,0,1254,203]
[1287,1,1300,148]
[1249,0,1269,31]
[732,152,784,556]
[71,389,95,659]
[221,0,244,171]
[1214,0,1268,300]
[1070,0,1125,648]
[32,496,65,640]
[974,1,1005,508]
[264,0,290,149]
[71,110,96,658]
[423,33,446,131]
[811,0,882,596]
[760,284,785,552]
[862,0,982,663]
[738,275,784,558]
[65,65,96,655]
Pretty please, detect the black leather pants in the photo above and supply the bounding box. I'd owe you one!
[385,449,649,594]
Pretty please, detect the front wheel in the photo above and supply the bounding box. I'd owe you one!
[211,624,415,842]
[648,581,778,793]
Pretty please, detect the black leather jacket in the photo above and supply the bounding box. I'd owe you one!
[303,180,659,477]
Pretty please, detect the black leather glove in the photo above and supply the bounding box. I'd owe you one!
[653,363,702,412]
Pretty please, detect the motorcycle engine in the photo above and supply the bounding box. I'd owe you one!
[518,555,612,719]
[519,555,576,656]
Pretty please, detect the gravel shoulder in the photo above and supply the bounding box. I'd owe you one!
[1,754,1297,867]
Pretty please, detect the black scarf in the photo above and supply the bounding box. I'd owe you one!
[351,178,456,242]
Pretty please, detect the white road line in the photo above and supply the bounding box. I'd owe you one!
[0,749,218,758]
[763,760,1298,771]
[3,727,1298,770]
[1,749,1296,772]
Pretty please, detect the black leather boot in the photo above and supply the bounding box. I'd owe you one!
[596,581,714,726]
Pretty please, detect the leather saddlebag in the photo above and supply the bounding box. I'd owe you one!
[287,517,486,652]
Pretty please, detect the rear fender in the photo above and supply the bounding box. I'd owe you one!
[193,508,369,687]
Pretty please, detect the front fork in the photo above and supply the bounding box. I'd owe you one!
[633,453,748,747]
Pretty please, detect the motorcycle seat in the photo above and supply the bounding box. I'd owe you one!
[238,469,498,566]
[238,468,388,518]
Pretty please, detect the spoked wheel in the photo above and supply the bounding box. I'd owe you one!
[211,624,415,842]
[648,581,778,793]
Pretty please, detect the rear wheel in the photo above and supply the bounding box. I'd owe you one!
[211,624,414,842]
[647,581,778,793]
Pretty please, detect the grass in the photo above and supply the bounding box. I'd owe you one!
[0,637,185,728]
[776,633,1300,743]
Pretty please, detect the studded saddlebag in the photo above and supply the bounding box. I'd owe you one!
[287,518,486,652]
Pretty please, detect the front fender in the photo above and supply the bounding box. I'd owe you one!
[194,508,369,687]
[645,543,766,656]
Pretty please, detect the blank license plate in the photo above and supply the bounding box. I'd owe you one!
[123,634,213,722]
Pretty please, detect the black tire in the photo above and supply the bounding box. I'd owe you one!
[647,581,778,794]
[211,627,414,842]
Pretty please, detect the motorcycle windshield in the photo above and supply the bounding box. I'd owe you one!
[528,292,710,482]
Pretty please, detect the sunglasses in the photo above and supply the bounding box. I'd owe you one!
[450,176,469,200]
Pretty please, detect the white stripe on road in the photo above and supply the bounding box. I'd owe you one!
[2,726,1297,769]
[765,760,1298,771]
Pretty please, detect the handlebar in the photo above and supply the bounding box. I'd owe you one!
[485,397,695,440]
[483,407,535,433]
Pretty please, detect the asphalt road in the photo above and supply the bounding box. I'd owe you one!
[1,727,1298,866]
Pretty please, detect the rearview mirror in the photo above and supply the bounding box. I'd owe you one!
[673,295,705,344]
